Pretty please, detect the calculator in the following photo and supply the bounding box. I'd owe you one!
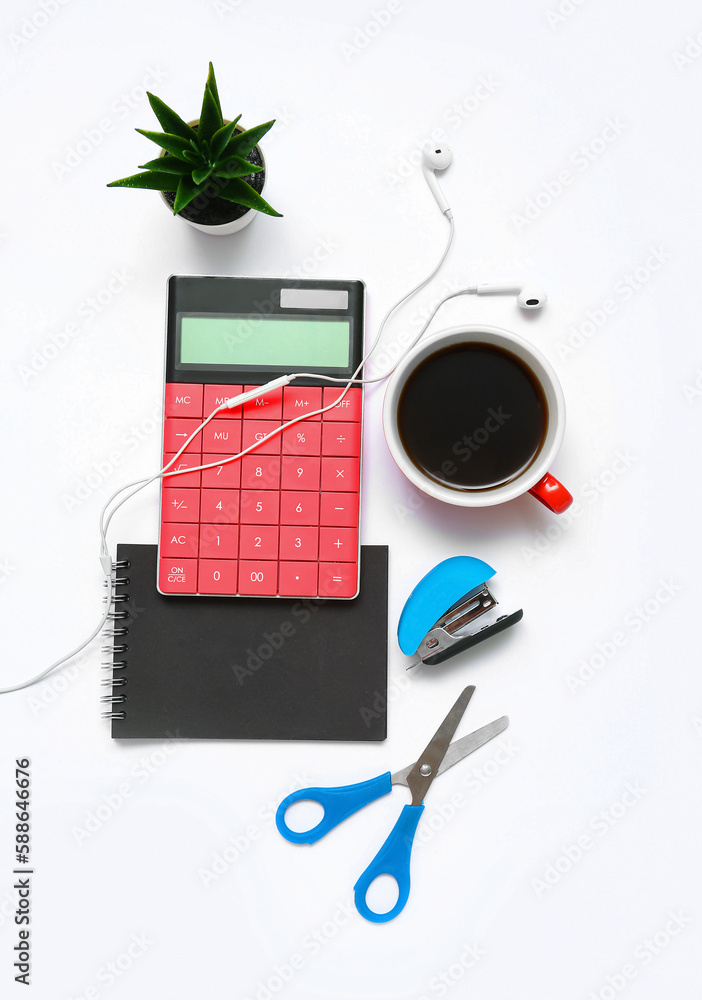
[157,275,365,600]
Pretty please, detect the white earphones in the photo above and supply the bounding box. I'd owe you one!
[467,282,548,310]
[422,142,546,310]
[422,142,453,217]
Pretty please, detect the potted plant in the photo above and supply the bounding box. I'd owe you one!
[108,63,282,235]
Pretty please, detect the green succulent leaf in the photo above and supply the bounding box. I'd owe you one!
[192,165,214,185]
[107,171,178,191]
[181,149,201,164]
[146,93,198,143]
[138,156,193,175]
[217,178,282,217]
[136,129,192,158]
[199,79,223,144]
[173,175,204,214]
[211,116,241,160]
[223,120,275,158]
[214,155,264,179]
[205,63,223,121]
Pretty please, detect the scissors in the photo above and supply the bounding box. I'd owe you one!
[276,686,508,923]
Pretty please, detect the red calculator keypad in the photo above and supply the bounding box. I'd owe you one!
[158,384,362,598]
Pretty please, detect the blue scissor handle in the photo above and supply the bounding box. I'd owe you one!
[275,772,393,845]
[353,804,424,923]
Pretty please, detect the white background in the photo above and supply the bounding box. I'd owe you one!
[1,1,701,997]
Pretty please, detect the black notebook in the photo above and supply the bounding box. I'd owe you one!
[105,544,388,741]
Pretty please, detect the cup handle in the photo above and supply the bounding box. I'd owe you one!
[529,473,573,514]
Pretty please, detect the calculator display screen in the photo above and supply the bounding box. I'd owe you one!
[177,314,351,369]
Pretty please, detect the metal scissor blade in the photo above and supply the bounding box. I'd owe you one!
[403,685,475,806]
[391,716,509,787]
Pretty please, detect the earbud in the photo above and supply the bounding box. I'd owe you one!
[469,283,548,310]
[422,142,453,217]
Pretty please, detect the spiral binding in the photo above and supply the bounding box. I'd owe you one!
[101,559,130,722]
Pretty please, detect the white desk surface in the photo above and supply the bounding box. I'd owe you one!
[2,1,701,997]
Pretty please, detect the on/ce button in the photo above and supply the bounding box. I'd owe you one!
[158,558,198,594]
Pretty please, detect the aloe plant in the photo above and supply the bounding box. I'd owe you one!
[108,63,281,218]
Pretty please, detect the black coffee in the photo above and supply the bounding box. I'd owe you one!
[397,343,547,491]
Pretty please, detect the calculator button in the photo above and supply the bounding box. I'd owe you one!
[319,527,358,562]
[161,487,200,522]
[322,422,361,457]
[242,420,282,455]
[204,384,244,417]
[239,524,279,560]
[159,523,199,558]
[238,561,278,595]
[243,385,283,419]
[165,383,203,418]
[321,457,360,492]
[282,422,321,456]
[159,558,198,594]
[241,456,281,490]
[322,387,362,421]
[240,490,280,524]
[198,560,239,595]
[320,493,359,527]
[162,454,201,488]
[202,420,243,454]
[200,489,240,524]
[318,563,359,599]
[280,526,319,561]
[163,418,203,456]
[199,523,239,559]
[280,491,320,525]
[278,562,318,597]
[283,386,322,420]
[202,455,241,488]
[281,456,321,491]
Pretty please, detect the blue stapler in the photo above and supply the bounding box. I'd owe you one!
[398,557,523,667]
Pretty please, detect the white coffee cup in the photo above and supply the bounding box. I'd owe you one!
[382,325,572,512]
